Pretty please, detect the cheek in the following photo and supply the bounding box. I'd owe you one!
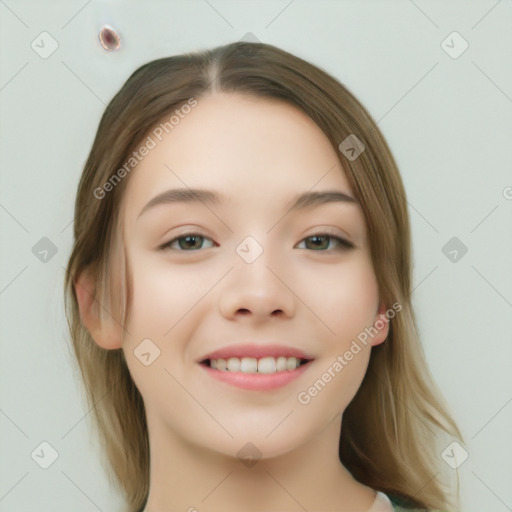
[121,253,207,398]
[125,252,208,336]
[296,262,378,417]
[297,254,379,344]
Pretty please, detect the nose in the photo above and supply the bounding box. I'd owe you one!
[218,253,296,324]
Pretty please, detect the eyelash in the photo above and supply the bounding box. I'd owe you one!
[158,232,354,252]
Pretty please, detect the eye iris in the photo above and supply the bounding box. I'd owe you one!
[179,235,203,250]
[306,235,329,250]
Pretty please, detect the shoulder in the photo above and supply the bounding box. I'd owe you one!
[387,493,440,511]
[369,492,420,512]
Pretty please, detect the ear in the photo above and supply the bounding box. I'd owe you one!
[370,301,390,347]
[74,268,123,350]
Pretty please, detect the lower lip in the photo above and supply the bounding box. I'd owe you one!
[198,361,313,390]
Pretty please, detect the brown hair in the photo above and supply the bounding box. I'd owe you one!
[64,41,464,512]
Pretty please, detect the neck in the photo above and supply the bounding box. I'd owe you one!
[142,413,376,512]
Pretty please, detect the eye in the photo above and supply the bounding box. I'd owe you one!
[159,233,216,251]
[158,232,353,252]
[295,233,354,251]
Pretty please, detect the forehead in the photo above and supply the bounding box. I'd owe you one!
[122,92,354,220]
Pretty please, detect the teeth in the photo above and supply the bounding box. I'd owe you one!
[227,357,241,372]
[258,357,276,374]
[208,356,304,373]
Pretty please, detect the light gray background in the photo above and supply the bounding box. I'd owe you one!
[1,1,511,511]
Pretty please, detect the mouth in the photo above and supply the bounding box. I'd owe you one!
[197,353,315,391]
[199,356,312,374]
[196,343,315,390]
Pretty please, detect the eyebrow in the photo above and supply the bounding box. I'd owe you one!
[137,187,357,219]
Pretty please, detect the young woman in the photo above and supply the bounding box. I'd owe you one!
[64,41,464,512]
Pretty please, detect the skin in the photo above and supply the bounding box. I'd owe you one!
[77,92,390,511]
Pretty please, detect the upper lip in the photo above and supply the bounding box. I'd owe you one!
[197,343,315,362]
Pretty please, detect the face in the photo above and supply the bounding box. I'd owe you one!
[119,92,387,458]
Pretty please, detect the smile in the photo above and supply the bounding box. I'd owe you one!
[198,357,314,391]
[202,356,310,373]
